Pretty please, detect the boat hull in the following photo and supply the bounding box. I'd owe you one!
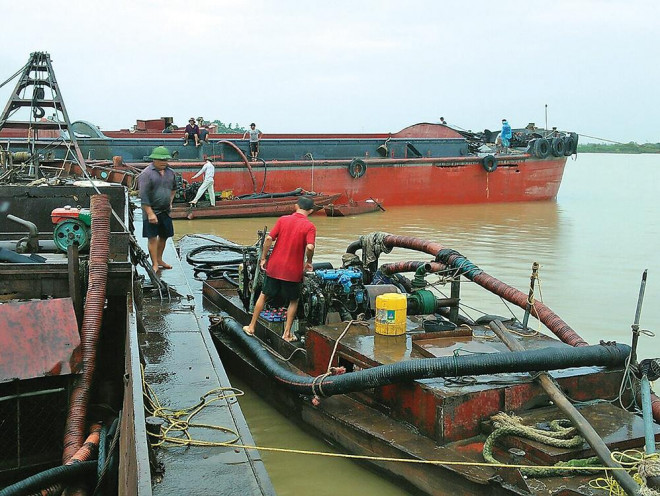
[171,193,341,219]
[2,122,568,206]
[171,155,566,206]
[324,200,384,217]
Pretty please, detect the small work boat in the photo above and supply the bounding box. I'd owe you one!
[171,192,341,220]
[323,198,384,217]
[191,232,659,496]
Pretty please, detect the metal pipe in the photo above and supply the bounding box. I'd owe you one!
[641,374,656,455]
[0,240,56,252]
[7,214,39,252]
[630,269,647,365]
[449,279,460,323]
[488,320,640,496]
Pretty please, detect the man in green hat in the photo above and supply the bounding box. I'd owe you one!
[138,146,177,272]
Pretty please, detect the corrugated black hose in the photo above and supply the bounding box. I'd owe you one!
[216,316,630,398]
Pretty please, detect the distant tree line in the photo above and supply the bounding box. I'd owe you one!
[209,120,247,134]
[578,142,660,154]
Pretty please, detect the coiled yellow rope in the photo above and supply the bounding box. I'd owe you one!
[589,450,660,495]
[142,364,243,448]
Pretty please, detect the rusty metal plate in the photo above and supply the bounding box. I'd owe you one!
[0,298,81,382]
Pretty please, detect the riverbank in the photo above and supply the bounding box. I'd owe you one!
[578,143,660,153]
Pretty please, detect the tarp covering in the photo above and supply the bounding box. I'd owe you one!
[0,298,82,382]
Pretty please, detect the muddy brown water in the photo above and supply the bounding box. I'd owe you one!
[173,153,660,495]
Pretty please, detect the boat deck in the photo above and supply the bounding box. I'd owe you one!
[136,226,274,494]
[202,276,659,495]
[307,320,631,443]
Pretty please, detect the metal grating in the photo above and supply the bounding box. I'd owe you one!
[0,376,71,478]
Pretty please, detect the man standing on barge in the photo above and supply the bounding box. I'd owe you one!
[242,123,262,161]
[500,119,512,154]
[189,155,216,207]
[243,196,316,342]
[139,146,177,273]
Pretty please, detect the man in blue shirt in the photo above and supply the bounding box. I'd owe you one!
[139,146,177,272]
[501,119,512,154]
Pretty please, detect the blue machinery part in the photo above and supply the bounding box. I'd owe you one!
[314,268,365,302]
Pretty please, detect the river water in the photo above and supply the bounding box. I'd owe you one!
[174,153,660,495]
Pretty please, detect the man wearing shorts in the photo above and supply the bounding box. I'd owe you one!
[184,117,201,146]
[139,146,177,273]
[242,122,262,161]
[243,196,316,342]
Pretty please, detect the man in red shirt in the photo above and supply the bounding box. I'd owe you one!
[243,196,316,341]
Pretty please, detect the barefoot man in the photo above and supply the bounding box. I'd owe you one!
[139,146,177,273]
[243,196,316,342]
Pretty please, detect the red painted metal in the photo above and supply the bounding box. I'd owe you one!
[303,320,627,446]
[2,118,567,206]
[161,155,567,206]
[51,206,83,223]
[0,298,82,382]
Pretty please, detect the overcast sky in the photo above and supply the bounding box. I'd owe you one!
[1,0,658,143]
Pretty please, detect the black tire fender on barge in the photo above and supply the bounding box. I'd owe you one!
[551,137,565,157]
[533,138,550,159]
[569,132,579,155]
[563,136,575,156]
[481,155,497,172]
[348,158,367,178]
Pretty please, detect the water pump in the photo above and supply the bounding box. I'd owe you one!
[51,206,92,252]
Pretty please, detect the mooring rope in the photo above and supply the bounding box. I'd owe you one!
[141,369,645,481]
[483,412,600,476]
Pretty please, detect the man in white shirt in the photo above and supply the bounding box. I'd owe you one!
[189,157,216,206]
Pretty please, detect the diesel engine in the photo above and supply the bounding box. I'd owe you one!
[300,268,369,325]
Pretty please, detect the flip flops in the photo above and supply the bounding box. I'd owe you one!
[242,326,254,336]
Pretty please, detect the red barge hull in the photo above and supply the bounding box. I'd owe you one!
[164,154,566,207]
[3,122,570,206]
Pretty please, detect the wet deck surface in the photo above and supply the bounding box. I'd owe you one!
[136,226,274,495]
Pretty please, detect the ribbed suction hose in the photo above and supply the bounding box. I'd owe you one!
[62,195,111,464]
